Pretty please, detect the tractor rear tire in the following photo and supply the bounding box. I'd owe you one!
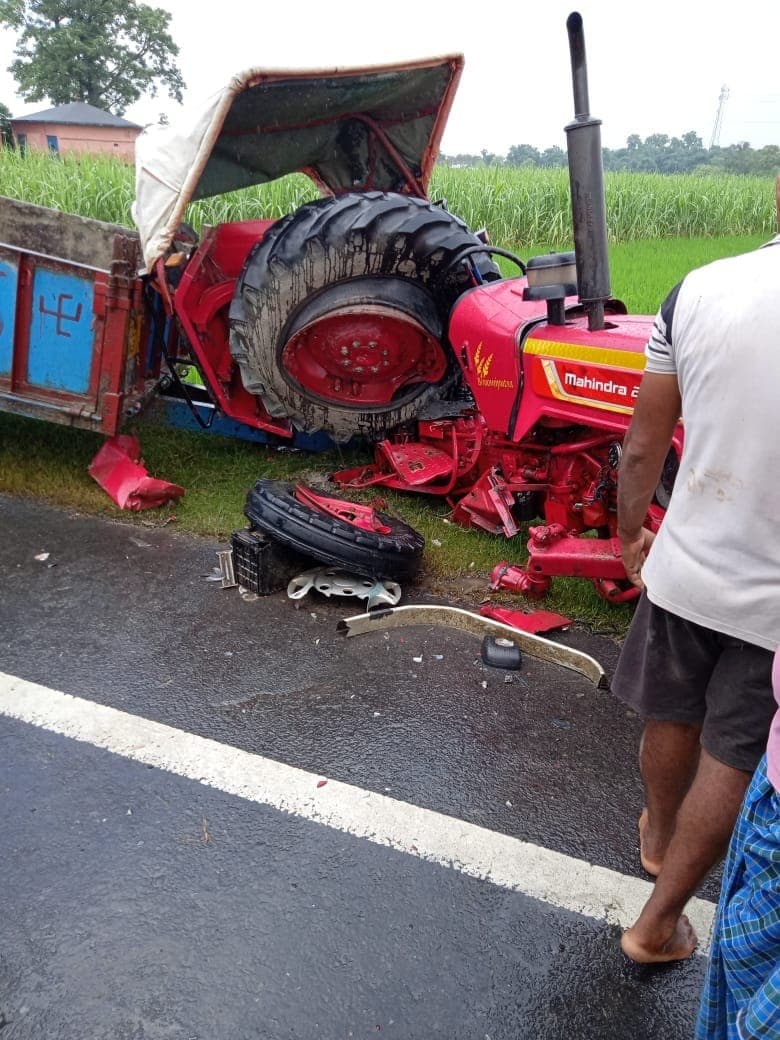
[229,192,500,442]
[244,479,425,583]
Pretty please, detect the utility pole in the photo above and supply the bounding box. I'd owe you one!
[710,85,729,148]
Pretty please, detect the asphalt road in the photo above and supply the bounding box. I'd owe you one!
[0,493,713,1039]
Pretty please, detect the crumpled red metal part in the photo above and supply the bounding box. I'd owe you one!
[293,484,391,534]
[479,604,572,634]
[88,434,185,511]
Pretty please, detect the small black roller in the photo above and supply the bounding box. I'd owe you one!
[481,635,523,670]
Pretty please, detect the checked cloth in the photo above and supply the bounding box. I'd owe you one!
[696,755,780,1039]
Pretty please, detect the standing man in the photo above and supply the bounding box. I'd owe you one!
[696,647,780,1038]
[611,234,780,963]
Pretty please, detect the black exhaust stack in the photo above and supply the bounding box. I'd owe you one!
[565,12,611,331]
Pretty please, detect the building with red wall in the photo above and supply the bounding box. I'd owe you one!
[10,102,142,161]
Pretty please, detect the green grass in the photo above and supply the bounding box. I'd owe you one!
[599,235,768,312]
[502,235,768,313]
[0,407,631,630]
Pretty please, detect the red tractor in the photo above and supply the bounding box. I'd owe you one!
[135,13,679,602]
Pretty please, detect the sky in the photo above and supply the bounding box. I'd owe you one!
[1,0,779,155]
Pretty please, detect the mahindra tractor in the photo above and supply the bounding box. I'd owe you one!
[133,13,680,602]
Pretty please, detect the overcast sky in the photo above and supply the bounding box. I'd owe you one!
[1,0,779,155]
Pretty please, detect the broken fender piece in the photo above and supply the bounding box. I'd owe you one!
[338,604,606,687]
[479,604,572,634]
[88,434,184,511]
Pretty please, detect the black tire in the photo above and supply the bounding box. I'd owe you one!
[244,479,424,582]
[229,191,500,442]
[481,635,523,670]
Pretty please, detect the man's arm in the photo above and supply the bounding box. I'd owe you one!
[617,372,681,587]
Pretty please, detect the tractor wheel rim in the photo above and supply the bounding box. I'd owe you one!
[280,278,448,409]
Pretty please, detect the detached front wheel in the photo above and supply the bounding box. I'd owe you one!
[244,479,425,582]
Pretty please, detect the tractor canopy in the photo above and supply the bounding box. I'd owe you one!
[133,55,464,269]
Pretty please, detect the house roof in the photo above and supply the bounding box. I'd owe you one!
[11,102,141,129]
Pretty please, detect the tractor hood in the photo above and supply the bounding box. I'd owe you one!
[133,55,464,269]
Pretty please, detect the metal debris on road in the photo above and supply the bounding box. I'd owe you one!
[338,604,606,687]
[216,549,237,588]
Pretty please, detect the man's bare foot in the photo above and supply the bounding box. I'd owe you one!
[638,808,665,877]
[620,914,698,964]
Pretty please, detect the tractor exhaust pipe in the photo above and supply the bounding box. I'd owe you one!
[565,12,611,331]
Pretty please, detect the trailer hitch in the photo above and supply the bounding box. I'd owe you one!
[337,604,606,687]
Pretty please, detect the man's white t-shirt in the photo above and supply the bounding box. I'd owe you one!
[640,236,780,651]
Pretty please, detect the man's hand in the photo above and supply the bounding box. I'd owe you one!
[616,370,681,590]
[619,527,656,589]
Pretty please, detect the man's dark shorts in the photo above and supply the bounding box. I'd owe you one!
[611,594,776,773]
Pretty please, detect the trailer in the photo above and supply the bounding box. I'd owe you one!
[0,196,156,434]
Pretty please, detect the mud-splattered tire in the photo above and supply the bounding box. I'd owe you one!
[244,479,425,582]
[229,191,500,442]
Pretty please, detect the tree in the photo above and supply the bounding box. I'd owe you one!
[0,101,12,146]
[539,145,566,168]
[0,0,185,115]
[506,143,541,167]
[680,131,703,152]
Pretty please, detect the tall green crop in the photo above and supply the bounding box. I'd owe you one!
[0,149,774,248]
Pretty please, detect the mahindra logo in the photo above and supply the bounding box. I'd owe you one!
[564,371,637,398]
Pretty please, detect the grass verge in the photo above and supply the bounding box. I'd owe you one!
[0,409,632,635]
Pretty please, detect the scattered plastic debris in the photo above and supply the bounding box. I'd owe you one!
[287,567,401,609]
[34,552,50,562]
[316,779,328,789]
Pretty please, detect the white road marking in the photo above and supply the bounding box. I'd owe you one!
[0,670,715,951]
